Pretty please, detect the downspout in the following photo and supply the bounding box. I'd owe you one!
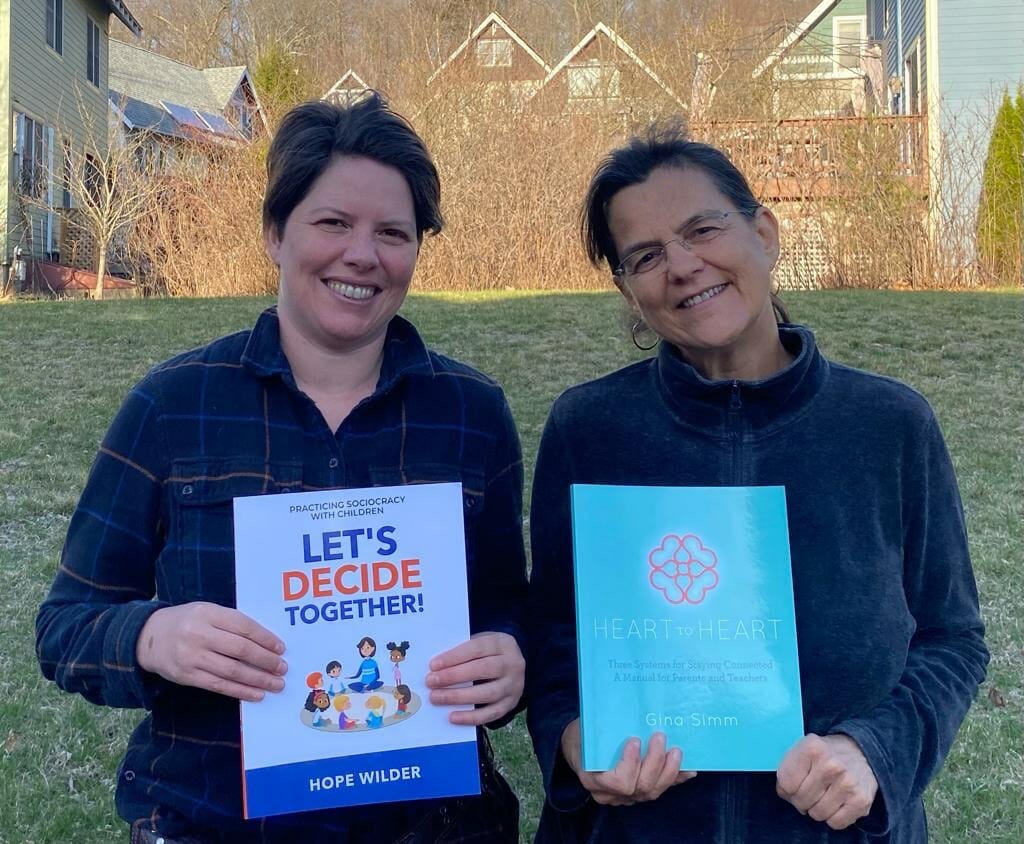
[896,0,904,113]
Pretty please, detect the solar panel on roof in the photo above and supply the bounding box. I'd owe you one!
[197,110,239,138]
[159,100,208,132]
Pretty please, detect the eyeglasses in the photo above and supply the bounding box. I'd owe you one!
[613,210,756,278]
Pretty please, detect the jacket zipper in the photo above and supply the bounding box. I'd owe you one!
[729,381,742,485]
[724,383,748,843]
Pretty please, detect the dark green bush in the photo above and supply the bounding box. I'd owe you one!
[977,88,1024,284]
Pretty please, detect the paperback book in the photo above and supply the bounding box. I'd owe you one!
[234,482,479,818]
[572,484,804,772]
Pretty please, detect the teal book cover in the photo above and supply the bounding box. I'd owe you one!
[571,485,803,772]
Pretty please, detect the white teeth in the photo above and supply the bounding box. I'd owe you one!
[326,280,375,300]
[682,284,726,309]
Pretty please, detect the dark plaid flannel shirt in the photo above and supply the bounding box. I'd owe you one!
[36,308,528,840]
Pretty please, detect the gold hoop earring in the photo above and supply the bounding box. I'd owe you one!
[631,319,658,351]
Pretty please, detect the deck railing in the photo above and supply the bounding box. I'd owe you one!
[690,114,927,201]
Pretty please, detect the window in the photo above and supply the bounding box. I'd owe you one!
[62,139,73,208]
[833,17,865,71]
[904,42,921,114]
[567,59,621,100]
[229,84,259,139]
[13,114,52,199]
[86,19,101,86]
[46,0,63,54]
[476,38,513,67]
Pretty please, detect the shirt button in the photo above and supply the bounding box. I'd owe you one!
[328,458,339,469]
[181,485,193,496]
[124,769,135,781]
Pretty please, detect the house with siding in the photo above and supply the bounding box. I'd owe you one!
[1,0,141,279]
[108,39,265,170]
[527,22,684,122]
[754,0,877,117]
[427,11,550,110]
[865,0,1024,259]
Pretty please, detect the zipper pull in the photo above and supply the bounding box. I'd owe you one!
[730,380,741,410]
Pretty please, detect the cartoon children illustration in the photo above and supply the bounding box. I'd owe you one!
[347,636,383,692]
[392,684,412,717]
[325,660,343,698]
[304,673,332,728]
[365,694,386,729]
[386,640,410,686]
[332,694,359,729]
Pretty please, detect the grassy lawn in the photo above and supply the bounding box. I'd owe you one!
[1,290,1021,843]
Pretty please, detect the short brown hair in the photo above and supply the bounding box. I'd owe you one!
[262,94,442,241]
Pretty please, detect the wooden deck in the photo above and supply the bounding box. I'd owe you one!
[690,115,928,202]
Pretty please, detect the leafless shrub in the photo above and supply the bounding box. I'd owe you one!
[127,142,275,297]
[116,2,1006,294]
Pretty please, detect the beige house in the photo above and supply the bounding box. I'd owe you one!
[527,22,685,122]
[427,11,550,111]
[1,0,141,276]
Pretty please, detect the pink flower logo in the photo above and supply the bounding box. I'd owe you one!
[648,534,719,605]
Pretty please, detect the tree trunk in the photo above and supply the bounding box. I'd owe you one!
[94,244,107,300]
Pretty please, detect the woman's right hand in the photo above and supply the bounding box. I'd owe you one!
[560,718,696,806]
[136,602,288,701]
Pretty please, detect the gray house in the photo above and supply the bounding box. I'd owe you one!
[108,39,266,169]
[866,0,1024,262]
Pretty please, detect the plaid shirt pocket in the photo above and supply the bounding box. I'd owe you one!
[166,458,304,606]
[369,463,486,515]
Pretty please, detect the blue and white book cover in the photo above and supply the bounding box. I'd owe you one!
[571,484,804,772]
[233,482,479,818]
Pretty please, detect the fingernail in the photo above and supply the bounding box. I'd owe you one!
[272,678,285,691]
[277,660,288,674]
[275,642,285,655]
[429,658,441,671]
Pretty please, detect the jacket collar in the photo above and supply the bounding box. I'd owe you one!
[654,324,829,435]
[241,307,436,390]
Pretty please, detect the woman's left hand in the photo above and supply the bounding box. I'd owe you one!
[425,632,524,725]
[776,734,878,830]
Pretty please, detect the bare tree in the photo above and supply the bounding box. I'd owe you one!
[21,101,163,299]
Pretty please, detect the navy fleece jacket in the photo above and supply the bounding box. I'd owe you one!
[527,325,988,844]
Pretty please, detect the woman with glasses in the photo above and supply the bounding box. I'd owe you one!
[527,124,987,843]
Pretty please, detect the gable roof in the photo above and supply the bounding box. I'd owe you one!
[532,22,685,109]
[753,0,847,78]
[109,40,257,113]
[427,11,550,84]
[325,70,370,97]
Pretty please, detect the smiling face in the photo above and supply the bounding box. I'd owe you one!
[607,165,786,380]
[266,155,419,356]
